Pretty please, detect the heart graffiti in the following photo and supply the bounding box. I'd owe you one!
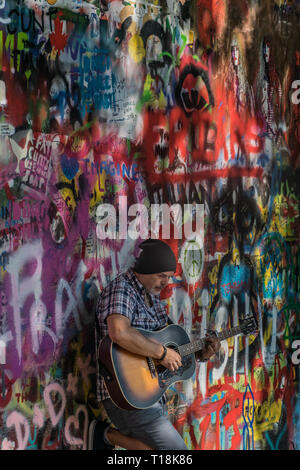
[64,405,88,450]
[61,154,80,180]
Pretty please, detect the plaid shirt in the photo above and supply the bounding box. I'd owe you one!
[95,268,169,402]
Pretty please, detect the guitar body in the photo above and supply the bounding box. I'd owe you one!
[98,314,257,410]
[98,324,196,410]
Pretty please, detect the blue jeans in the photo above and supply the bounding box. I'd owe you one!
[102,398,188,450]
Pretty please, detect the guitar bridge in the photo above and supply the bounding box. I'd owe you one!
[146,357,157,378]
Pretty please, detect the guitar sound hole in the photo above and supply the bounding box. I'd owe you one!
[157,356,193,388]
[157,364,167,375]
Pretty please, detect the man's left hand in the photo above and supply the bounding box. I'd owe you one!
[197,334,221,362]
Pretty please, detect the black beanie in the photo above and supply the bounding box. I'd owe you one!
[133,239,177,274]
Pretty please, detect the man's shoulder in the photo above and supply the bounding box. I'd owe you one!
[100,270,134,295]
[96,270,138,319]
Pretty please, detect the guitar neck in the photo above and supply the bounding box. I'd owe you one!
[178,325,242,358]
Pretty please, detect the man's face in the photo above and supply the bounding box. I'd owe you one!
[136,271,174,295]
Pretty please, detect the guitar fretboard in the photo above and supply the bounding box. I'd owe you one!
[178,325,242,358]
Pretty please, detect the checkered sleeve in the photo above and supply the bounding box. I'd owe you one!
[97,276,135,325]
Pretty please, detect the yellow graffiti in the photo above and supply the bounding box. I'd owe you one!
[270,193,299,240]
[208,264,219,286]
[158,89,167,110]
[59,186,76,215]
[183,423,193,449]
[253,400,283,441]
[89,170,109,213]
[4,32,28,72]
[274,0,294,5]
[50,47,58,61]
[128,34,145,63]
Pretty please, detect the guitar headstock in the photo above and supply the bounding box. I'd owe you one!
[240,316,258,335]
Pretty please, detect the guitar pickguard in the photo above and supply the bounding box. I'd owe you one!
[157,355,193,388]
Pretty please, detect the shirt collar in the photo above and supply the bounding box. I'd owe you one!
[126,268,146,295]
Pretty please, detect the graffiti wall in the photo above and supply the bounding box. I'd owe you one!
[0,0,299,450]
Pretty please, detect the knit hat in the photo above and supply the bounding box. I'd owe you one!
[133,239,177,274]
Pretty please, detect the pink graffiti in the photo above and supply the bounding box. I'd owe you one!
[67,373,78,395]
[64,405,88,449]
[43,383,66,427]
[76,354,96,387]
[1,437,15,450]
[33,404,44,429]
[6,411,29,450]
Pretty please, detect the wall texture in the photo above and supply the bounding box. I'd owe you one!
[0,0,299,450]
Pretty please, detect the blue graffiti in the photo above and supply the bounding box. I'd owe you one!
[220,263,251,304]
[242,384,255,450]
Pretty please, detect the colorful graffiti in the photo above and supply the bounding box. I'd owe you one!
[0,0,298,450]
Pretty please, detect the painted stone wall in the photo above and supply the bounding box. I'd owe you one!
[0,0,299,450]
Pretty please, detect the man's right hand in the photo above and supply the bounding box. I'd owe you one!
[159,347,182,372]
[107,315,183,372]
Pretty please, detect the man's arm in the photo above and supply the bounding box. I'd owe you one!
[107,314,182,371]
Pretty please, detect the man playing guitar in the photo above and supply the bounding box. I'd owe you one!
[90,239,220,450]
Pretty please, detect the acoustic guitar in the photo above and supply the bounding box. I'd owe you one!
[98,316,257,410]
